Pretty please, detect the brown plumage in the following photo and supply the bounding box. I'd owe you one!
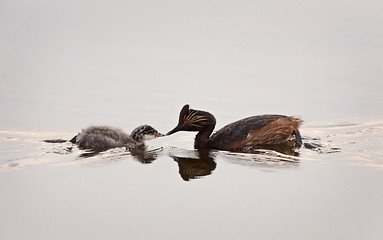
[167,105,303,152]
[228,117,302,150]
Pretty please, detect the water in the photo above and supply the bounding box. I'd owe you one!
[1,1,383,239]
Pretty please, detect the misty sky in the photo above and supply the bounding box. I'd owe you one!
[1,1,382,131]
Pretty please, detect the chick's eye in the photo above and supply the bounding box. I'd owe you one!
[183,120,187,125]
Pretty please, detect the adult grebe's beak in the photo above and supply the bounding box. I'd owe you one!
[166,125,184,136]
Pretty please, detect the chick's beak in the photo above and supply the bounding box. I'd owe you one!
[155,132,165,137]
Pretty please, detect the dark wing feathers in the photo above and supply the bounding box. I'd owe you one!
[209,115,293,150]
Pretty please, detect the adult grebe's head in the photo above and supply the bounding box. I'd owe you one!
[131,125,164,142]
[166,104,216,135]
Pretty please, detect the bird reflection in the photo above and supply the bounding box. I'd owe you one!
[78,150,102,158]
[171,149,216,181]
[240,140,301,156]
[129,145,162,164]
[44,137,303,178]
[221,150,300,170]
[76,145,162,164]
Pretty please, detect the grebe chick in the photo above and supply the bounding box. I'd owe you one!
[70,125,163,150]
[167,105,302,152]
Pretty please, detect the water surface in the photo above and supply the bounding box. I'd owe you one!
[1,1,383,239]
[1,121,383,239]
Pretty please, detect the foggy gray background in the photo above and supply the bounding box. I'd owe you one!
[1,2,383,240]
[1,0,382,131]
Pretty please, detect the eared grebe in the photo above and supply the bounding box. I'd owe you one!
[167,105,302,151]
[70,125,163,150]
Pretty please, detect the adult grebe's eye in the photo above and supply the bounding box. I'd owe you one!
[183,120,187,125]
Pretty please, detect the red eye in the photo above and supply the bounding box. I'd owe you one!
[183,120,187,125]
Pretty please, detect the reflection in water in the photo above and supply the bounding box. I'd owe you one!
[1,121,383,172]
[221,150,300,170]
[170,149,217,181]
[129,146,163,164]
[44,141,74,155]
[42,136,162,164]
[168,147,301,180]
[78,150,106,159]
[76,145,162,165]
[238,139,301,156]
[303,137,341,154]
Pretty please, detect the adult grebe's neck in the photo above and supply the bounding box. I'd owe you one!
[194,113,216,149]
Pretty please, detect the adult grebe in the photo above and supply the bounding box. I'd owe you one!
[70,125,163,150]
[167,105,302,151]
